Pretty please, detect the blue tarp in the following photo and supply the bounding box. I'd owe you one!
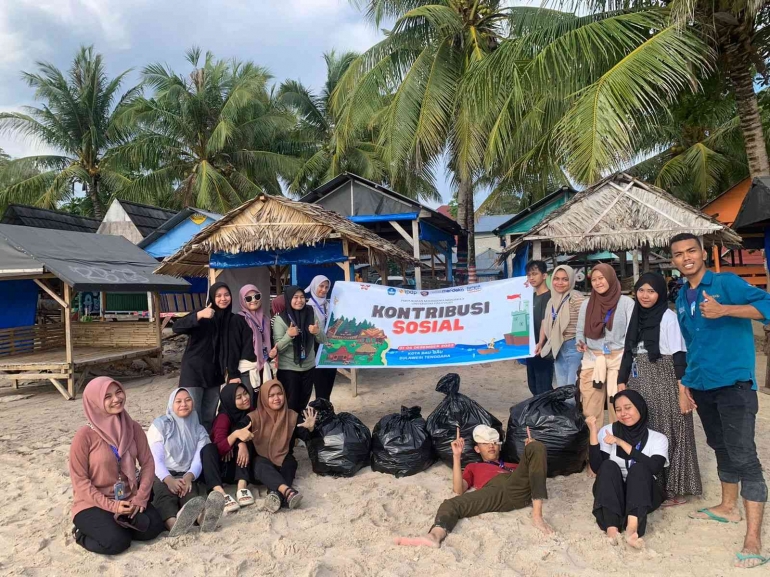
[297,266,343,293]
[0,280,38,329]
[511,243,530,278]
[211,242,348,269]
[349,213,419,223]
[420,220,455,246]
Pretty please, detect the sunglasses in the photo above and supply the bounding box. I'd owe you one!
[244,294,261,303]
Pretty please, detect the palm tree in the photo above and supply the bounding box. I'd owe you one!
[0,46,138,218]
[112,48,301,212]
[336,0,511,281]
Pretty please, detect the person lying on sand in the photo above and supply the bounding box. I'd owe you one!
[587,390,668,550]
[395,425,553,548]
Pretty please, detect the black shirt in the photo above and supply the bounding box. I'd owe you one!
[533,290,550,337]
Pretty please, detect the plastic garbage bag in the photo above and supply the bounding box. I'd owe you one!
[371,406,434,477]
[502,385,588,477]
[306,398,371,477]
[426,373,503,467]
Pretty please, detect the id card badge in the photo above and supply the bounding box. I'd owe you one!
[602,343,611,355]
[113,479,126,501]
[631,359,639,378]
[300,345,306,361]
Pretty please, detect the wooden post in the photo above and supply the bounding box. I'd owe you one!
[341,239,357,397]
[618,250,627,279]
[713,245,721,273]
[533,240,542,260]
[64,284,75,399]
[99,291,106,319]
[430,246,436,280]
[152,292,163,374]
[208,267,218,287]
[412,219,422,290]
[147,291,154,320]
[632,249,640,283]
[641,244,650,273]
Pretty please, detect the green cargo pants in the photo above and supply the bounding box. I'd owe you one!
[433,440,548,533]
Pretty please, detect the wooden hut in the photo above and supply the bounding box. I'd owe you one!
[497,173,742,282]
[156,194,420,396]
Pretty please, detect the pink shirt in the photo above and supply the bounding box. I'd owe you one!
[69,421,154,518]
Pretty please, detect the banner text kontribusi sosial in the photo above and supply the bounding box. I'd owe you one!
[315,278,534,369]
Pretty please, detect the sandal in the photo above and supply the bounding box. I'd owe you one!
[735,552,769,569]
[689,508,740,523]
[201,491,226,533]
[264,491,281,514]
[223,493,240,514]
[237,488,255,506]
[169,496,206,538]
[662,497,687,508]
[283,487,303,510]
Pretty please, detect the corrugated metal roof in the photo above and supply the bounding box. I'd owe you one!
[118,200,178,237]
[0,204,100,233]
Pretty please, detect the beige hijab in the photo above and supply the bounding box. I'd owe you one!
[541,265,581,358]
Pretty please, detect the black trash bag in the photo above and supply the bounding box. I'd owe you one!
[426,373,503,467]
[502,385,588,477]
[371,406,434,477]
[306,398,371,477]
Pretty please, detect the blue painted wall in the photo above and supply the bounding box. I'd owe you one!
[145,216,216,258]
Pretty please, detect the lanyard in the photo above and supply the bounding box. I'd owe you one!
[310,294,327,319]
[551,294,570,321]
[603,308,614,325]
[483,459,516,473]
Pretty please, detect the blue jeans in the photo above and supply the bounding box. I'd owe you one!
[691,381,767,503]
[554,338,582,387]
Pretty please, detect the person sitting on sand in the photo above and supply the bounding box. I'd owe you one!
[147,387,225,537]
[200,382,258,514]
[69,377,165,555]
[247,379,318,513]
[586,390,668,549]
[395,424,552,548]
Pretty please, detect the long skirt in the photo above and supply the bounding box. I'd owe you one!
[627,354,702,498]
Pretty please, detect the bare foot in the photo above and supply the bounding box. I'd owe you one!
[626,532,645,550]
[532,516,554,535]
[735,549,768,569]
[606,527,620,546]
[689,505,741,523]
[394,535,441,548]
[587,468,596,479]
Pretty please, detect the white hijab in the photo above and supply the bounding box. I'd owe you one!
[305,275,330,323]
[146,387,209,473]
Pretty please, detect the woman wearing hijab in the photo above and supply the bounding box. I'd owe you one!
[147,388,225,536]
[536,265,585,387]
[273,285,327,414]
[306,275,336,400]
[575,264,635,428]
[200,382,258,514]
[618,273,701,506]
[69,377,165,555]
[237,284,276,391]
[586,390,669,549]
[248,379,318,512]
[172,282,256,431]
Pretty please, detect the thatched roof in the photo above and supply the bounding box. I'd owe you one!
[497,173,741,263]
[155,194,419,277]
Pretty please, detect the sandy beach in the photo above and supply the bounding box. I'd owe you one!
[0,346,768,577]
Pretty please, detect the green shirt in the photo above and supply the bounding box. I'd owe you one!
[273,313,327,372]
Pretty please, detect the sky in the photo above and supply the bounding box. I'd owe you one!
[0,0,465,209]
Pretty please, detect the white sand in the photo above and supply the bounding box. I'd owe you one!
[0,354,767,576]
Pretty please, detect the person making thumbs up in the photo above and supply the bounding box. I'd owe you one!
[273,285,327,416]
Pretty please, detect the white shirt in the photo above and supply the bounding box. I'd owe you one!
[598,424,669,480]
[634,309,687,356]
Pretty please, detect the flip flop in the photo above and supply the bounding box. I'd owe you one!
[222,493,240,514]
[237,488,255,506]
[689,508,740,523]
[662,497,687,508]
[201,491,226,533]
[168,496,206,538]
[735,552,770,569]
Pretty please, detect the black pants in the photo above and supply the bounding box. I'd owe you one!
[200,442,255,488]
[252,454,298,492]
[73,505,165,555]
[592,460,662,537]
[691,381,767,502]
[526,356,554,396]
[313,367,337,401]
[278,369,314,415]
[151,473,209,521]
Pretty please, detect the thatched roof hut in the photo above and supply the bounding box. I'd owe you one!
[497,173,741,263]
[156,194,419,277]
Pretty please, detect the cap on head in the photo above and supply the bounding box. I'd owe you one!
[472,425,501,445]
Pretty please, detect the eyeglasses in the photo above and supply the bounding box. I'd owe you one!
[244,294,261,303]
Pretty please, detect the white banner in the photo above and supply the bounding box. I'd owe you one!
[316,278,534,368]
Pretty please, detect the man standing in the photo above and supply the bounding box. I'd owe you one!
[526,260,554,396]
[671,233,768,569]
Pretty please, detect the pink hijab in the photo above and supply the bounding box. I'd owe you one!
[238,284,271,369]
[82,376,137,490]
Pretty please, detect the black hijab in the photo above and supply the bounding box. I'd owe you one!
[623,272,669,363]
[279,285,316,367]
[611,389,649,462]
[207,282,234,376]
[218,381,255,431]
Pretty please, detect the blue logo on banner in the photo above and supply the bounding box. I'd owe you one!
[387,288,396,295]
